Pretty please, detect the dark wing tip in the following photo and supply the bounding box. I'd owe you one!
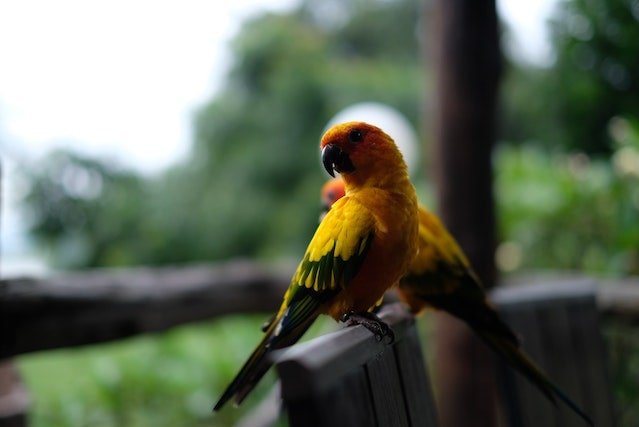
[213,387,237,412]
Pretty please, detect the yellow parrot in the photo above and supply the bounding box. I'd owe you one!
[320,177,593,426]
[213,121,419,411]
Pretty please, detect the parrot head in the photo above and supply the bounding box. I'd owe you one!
[320,122,406,185]
[320,177,346,211]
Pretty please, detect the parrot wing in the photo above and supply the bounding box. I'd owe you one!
[257,196,375,335]
[401,205,519,345]
[289,196,375,296]
[406,206,477,293]
[214,196,375,410]
[401,207,592,425]
[400,207,519,346]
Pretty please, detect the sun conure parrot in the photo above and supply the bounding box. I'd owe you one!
[320,177,593,426]
[213,121,419,411]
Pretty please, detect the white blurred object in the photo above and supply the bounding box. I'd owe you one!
[326,102,419,175]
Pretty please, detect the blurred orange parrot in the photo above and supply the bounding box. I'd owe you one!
[320,177,593,426]
[213,122,419,411]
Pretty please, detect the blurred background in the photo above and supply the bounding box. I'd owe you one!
[1,0,638,425]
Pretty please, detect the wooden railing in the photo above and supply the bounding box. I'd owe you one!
[0,260,290,427]
[1,260,291,359]
[1,261,638,426]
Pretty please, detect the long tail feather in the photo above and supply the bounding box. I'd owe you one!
[213,322,275,411]
[213,310,318,411]
[479,331,593,426]
[426,276,593,425]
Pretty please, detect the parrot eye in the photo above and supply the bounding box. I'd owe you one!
[348,129,363,144]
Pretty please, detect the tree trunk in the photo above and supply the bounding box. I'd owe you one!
[428,0,502,426]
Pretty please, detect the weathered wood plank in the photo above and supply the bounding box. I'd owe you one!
[493,277,596,307]
[597,279,639,324]
[497,305,554,427]
[393,326,438,426]
[571,302,616,424]
[275,325,386,401]
[493,280,615,427]
[276,303,437,427]
[278,326,381,427]
[502,273,639,324]
[366,350,409,427]
[539,303,584,426]
[342,370,377,426]
[0,261,291,358]
[284,369,376,427]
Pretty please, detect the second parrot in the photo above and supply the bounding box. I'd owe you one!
[320,177,592,426]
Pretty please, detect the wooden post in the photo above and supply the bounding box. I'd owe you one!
[0,362,29,427]
[0,163,29,427]
[1,262,291,359]
[429,0,502,426]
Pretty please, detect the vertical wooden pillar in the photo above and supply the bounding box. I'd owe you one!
[429,0,502,426]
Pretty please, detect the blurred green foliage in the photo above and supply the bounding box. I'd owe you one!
[19,316,334,427]
[21,0,423,268]
[497,115,639,275]
[19,316,273,427]
[604,321,639,426]
[501,0,639,154]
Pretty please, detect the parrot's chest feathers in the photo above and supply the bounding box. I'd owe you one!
[366,190,417,245]
[336,187,418,313]
[352,187,416,224]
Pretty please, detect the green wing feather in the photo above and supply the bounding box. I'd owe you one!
[279,197,374,314]
[214,197,374,411]
[400,207,592,424]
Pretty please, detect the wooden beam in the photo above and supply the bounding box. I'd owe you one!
[598,279,639,323]
[0,261,291,359]
[429,0,502,425]
[499,273,639,324]
[430,0,501,279]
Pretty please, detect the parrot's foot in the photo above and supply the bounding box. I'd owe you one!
[342,311,395,343]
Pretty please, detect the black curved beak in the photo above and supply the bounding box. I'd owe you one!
[321,144,355,177]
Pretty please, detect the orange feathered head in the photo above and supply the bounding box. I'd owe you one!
[320,121,406,186]
[320,177,346,211]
